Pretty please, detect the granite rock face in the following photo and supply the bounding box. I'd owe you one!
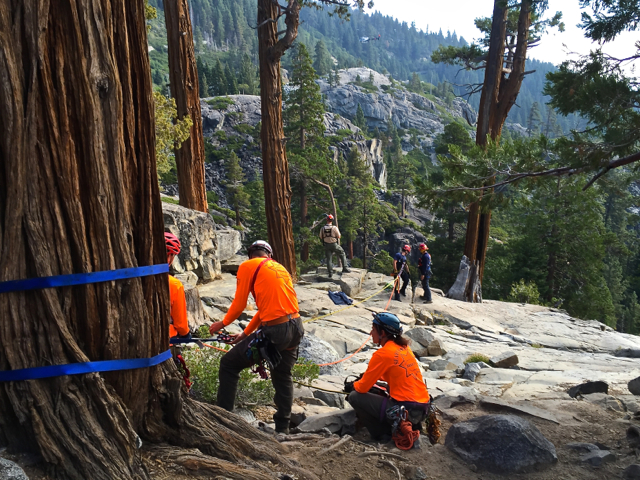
[163,202,220,281]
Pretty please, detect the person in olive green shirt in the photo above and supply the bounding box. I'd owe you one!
[319,214,350,278]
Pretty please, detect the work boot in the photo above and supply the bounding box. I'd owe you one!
[400,289,407,297]
[276,425,290,435]
[328,273,333,279]
[342,268,351,273]
[423,299,433,304]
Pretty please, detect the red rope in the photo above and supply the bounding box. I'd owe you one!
[392,419,420,450]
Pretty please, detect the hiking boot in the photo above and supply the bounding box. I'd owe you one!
[423,299,433,304]
[328,273,333,279]
[342,268,351,273]
[400,290,407,297]
[275,426,290,435]
[394,293,401,302]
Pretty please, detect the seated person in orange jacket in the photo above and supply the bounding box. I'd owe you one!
[165,232,190,343]
[209,240,303,434]
[345,312,430,441]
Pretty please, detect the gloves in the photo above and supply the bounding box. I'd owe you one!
[344,381,355,394]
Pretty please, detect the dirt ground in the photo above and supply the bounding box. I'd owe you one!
[5,399,638,480]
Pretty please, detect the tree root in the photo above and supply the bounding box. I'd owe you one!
[143,445,274,479]
[316,434,351,456]
[357,451,407,461]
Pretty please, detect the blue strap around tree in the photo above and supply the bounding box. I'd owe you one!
[0,264,169,294]
[0,349,173,382]
[0,263,173,381]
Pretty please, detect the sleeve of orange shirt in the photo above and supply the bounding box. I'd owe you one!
[222,262,252,327]
[169,276,190,336]
[243,310,262,336]
[354,349,389,394]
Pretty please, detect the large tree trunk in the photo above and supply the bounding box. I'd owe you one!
[257,0,299,279]
[460,0,531,298]
[164,0,208,213]
[0,3,306,479]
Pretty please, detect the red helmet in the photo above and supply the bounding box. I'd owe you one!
[326,214,334,221]
[164,232,181,256]
[402,244,411,252]
[418,243,428,251]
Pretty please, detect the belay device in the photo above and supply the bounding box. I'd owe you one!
[246,330,282,379]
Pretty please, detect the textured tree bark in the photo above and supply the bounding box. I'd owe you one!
[0,2,305,478]
[257,0,300,279]
[164,0,208,213]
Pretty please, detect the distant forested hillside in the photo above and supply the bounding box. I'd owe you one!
[147,0,579,132]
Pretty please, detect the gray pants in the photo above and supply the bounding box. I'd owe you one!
[217,317,304,431]
[324,242,347,275]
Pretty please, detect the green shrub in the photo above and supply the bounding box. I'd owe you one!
[161,196,179,205]
[206,96,235,110]
[336,128,354,137]
[507,279,541,305]
[234,123,254,135]
[464,353,491,364]
[350,257,363,268]
[182,346,319,408]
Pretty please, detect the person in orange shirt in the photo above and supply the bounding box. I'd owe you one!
[209,240,303,434]
[345,312,430,441]
[165,232,191,343]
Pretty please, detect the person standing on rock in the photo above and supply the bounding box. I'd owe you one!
[393,245,411,301]
[418,243,432,304]
[319,214,350,278]
[345,312,430,442]
[208,240,304,434]
[165,232,191,343]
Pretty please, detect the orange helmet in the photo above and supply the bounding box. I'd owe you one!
[326,214,334,222]
[402,244,411,252]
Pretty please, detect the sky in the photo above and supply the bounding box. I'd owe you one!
[368,0,638,68]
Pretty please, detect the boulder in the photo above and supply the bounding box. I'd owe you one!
[615,348,640,358]
[296,408,357,435]
[629,376,640,395]
[336,269,366,297]
[429,359,458,371]
[490,351,519,368]
[582,393,626,413]
[445,415,558,474]
[463,362,483,382]
[174,271,198,287]
[313,390,345,409]
[0,458,29,480]
[220,254,245,274]
[568,381,609,398]
[163,202,220,281]
[405,327,446,357]
[216,228,242,263]
[623,464,640,479]
[580,450,615,466]
[298,333,342,375]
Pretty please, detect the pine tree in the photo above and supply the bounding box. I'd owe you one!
[225,64,238,94]
[225,152,250,226]
[354,103,367,131]
[409,72,421,91]
[283,42,332,261]
[313,40,332,76]
[212,59,227,95]
[239,53,257,94]
[527,102,542,136]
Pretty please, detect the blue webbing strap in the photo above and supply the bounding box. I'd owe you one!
[0,349,173,382]
[0,264,169,294]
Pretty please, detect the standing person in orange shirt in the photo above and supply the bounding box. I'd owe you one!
[165,232,191,343]
[209,240,304,434]
[345,312,430,441]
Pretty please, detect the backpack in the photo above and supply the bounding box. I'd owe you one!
[322,225,334,241]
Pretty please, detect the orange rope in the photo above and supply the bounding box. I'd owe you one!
[393,419,420,450]
[383,275,400,311]
[316,334,371,367]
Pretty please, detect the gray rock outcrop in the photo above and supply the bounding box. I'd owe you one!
[629,376,640,395]
[298,333,343,375]
[490,351,519,368]
[445,415,558,474]
[0,458,29,480]
[405,327,446,357]
[568,381,609,398]
[163,202,221,281]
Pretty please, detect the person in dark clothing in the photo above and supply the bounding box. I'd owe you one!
[393,245,411,302]
[418,243,432,304]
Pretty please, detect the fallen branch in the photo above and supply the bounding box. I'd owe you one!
[379,460,402,480]
[316,434,351,456]
[357,451,407,462]
[277,433,327,442]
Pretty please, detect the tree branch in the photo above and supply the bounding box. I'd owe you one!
[582,150,640,190]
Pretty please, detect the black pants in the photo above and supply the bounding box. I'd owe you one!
[395,270,409,297]
[217,317,304,430]
[347,391,427,440]
[421,275,432,301]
